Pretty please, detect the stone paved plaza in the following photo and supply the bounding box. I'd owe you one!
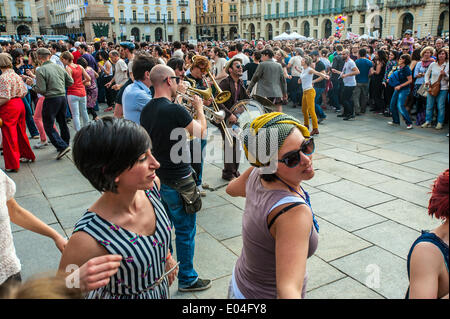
[4,104,449,299]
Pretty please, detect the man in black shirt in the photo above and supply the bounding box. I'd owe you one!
[243,50,261,84]
[311,51,327,123]
[329,44,345,112]
[140,64,211,293]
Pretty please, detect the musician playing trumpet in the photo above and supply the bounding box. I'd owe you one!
[140,65,212,293]
[217,57,249,181]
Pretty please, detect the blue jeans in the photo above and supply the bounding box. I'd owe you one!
[190,138,207,186]
[22,93,39,137]
[390,88,412,125]
[314,87,326,119]
[160,183,198,288]
[425,90,448,124]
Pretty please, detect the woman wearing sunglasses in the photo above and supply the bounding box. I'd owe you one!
[226,113,319,299]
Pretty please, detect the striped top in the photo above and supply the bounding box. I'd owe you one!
[73,188,172,299]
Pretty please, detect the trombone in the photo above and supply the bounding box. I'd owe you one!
[190,55,234,147]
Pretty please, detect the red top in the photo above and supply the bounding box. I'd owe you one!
[228,51,238,59]
[66,64,86,97]
[72,50,82,64]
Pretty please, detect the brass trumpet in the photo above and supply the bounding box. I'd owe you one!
[191,55,231,104]
[176,89,226,124]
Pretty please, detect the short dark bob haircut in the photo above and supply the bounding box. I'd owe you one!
[72,117,151,193]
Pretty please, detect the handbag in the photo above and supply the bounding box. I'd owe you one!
[428,74,443,97]
[0,117,2,128]
[161,173,202,215]
[417,83,428,97]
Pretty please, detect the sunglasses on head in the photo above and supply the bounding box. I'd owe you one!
[278,138,315,168]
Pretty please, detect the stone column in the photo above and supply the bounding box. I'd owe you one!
[83,0,112,41]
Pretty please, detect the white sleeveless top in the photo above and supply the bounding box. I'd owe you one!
[300,67,314,91]
[0,170,21,285]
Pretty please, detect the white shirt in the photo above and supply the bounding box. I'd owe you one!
[0,170,21,285]
[113,59,129,86]
[288,56,303,77]
[320,57,331,70]
[342,58,357,87]
[172,49,184,59]
[157,57,166,65]
[213,57,227,77]
[300,67,314,91]
[234,52,250,81]
[425,61,449,91]
[50,53,64,69]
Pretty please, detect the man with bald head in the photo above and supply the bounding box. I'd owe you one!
[140,64,212,293]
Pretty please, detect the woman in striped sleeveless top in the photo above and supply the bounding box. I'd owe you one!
[58,117,178,299]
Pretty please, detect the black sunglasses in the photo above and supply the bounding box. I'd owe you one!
[234,64,242,69]
[278,138,315,168]
[166,76,180,84]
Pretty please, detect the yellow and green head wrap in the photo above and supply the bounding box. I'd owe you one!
[241,112,310,168]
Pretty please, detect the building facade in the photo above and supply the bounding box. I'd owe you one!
[37,0,195,42]
[0,0,40,38]
[195,0,239,40]
[240,0,449,40]
[107,0,196,42]
[42,0,87,37]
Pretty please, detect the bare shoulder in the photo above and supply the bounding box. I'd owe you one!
[270,203,313,237]
[410,241,444,271]
[59,230,108,271]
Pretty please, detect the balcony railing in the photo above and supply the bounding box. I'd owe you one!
[179,0,188,6]
[11,16,33,23]
[356,4,367,11]
[119,18,127,24]
[167,18,174,24]
[387,0,427,8]
[103,0,111,3]
[178,18,191,24]
[342,5,356,12]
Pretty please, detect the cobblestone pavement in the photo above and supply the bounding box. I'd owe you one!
[5,103,448,299]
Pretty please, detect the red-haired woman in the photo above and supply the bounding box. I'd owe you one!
[406,169,449,299]
[0,53,35,172]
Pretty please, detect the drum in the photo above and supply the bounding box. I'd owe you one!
[226,99,267,137]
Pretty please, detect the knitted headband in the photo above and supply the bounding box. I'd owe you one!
[242,112,310,168]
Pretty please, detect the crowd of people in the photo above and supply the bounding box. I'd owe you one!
[0,30,448,300]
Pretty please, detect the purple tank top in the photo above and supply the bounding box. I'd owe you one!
[234,168,319,299]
